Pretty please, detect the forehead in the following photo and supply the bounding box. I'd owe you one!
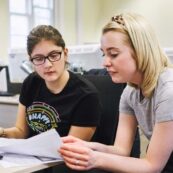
[101,31,128,51]
[31,40,62,56]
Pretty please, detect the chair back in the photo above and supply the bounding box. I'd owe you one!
[84,74,140,157]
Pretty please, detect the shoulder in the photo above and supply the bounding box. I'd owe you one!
[154,68,173,105]
[23,72,41,83]
[156,68,173,93]
[159,68,173,83]
[22,72,43,89]
[20,72,43,105]
[154,68,173,122]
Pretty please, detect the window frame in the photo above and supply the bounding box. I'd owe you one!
[9,0,55,50]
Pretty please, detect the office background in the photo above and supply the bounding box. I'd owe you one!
[0,0,173,64]
[0,0,173,160]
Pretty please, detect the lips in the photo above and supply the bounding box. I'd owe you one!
[108,71,117,75]
[44,71,55,75]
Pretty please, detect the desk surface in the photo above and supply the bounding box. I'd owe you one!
[0,95,19,105]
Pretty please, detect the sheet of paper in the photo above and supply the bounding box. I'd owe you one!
[0,129,63,168]
[0,153,42,168]
[0,153,62,168]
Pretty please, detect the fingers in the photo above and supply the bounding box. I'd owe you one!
[61,135,82,143]
[59,144,88,160]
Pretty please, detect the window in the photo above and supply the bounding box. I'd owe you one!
[9,0,54,49]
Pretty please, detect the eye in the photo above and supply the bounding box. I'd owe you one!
[107,51,119,59]
[110,53,118,58]
[49,52,61,58]
[102,53,105,57]
[49,53,57,58]
[33,56,45,61]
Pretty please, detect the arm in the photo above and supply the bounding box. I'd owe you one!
[60,121,173,173]
[61,113,137,154]
[113,113,138,156]
[83,113,138,156]
[3,103,29,138]
[68,126,96,141]
[94,121,173,173]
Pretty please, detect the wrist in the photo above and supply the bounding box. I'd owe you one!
[94,151,103,169]
[90,142,106,152]
[0,127,6,137]
[88,142,98,150]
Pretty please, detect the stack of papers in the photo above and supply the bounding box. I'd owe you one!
[0,129,63,168]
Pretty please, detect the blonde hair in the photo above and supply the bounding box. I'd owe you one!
[103,12,172,98]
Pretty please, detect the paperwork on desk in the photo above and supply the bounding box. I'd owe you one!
[0,129,63,168]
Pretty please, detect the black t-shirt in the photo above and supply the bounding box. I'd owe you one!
[19,71,101,137]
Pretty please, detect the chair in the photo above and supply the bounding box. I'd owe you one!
[85,74,124,145]
[84,74,140,157]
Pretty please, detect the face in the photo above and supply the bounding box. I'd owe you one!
[30,40,68,83]
[101,31,142,85]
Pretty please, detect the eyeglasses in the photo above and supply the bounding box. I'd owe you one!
[30,50,62,66]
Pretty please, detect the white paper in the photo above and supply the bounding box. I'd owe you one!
[0,129,63,168]
[0,153,42,168]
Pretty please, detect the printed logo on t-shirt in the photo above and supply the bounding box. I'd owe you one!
[26,102,60,133]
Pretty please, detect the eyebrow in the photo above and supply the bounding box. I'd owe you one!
[100,47,120,52]
[32,50,62,57]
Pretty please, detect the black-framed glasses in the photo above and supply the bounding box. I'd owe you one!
[30,50,62,66]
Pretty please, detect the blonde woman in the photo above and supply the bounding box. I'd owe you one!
[59,12,173,173]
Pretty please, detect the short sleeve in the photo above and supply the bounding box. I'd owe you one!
[155,82,173,122]
[19,76,30,106]
[19,73,41,106]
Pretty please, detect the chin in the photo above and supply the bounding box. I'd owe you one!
[44,76,58,82]
[111,77,124,84]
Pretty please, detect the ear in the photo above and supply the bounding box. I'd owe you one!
[63,48,68,61]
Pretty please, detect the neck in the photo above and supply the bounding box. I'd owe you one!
[46,70,69,94]
[131,70,143,87]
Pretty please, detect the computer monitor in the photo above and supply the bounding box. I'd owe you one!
[0,66,8,93]
[8,49,30,83]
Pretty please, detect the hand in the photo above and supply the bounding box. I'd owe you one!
[59,142,98,171]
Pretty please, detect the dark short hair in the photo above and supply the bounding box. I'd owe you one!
[27,25,65,56]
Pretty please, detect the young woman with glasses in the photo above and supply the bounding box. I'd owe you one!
[0,25,101,143]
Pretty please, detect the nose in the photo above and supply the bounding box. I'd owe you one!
[44,57,53,67]
[102,56,112,68]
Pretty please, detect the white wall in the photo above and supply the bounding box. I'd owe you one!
[0,1,9,63]
[0,0,173,63]
[98,0,173,48]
